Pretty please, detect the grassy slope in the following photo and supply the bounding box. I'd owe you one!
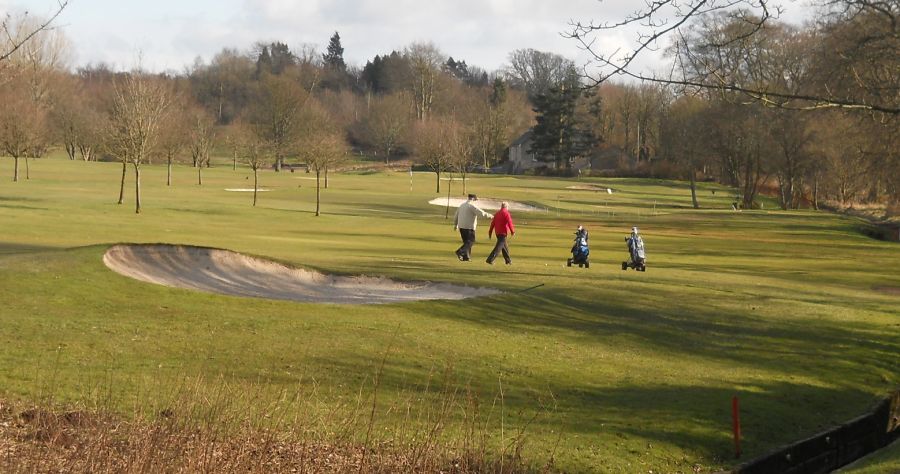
[0,154,898,472]
[837,439,900,473]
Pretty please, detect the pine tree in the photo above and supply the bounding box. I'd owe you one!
[255,46,271,77]
[529,72,595,171]
[323,32,346,71]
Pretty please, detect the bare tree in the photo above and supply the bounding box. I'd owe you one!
[567,0,900,114]
[471,80,514,171]
[414,118,454,193]
[0,85,46,182]
[9,15,70,103]
[0,2,69,73]
[405,43,444,122]
[768,109,815,209]
[106,73,171,213]
[249,74,308,172]
[660,95,710,208]
[448,120,475,196]
[158,102,190,186]
[297,105,348,216]
[237,127,269,207]
[504,49,576,101]
[188,111,216,185]
[366,92,410,163]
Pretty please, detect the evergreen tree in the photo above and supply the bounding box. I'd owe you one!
[268,42,295,74]
[255,46,271,77]
[529,72,595,171]
[323,32,346,71]
[361,51,409,94]
[255,42,295,76]
[444,57,469,81]
[490,78,507,107]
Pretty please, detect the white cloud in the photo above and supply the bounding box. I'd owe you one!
[9,0,812,75]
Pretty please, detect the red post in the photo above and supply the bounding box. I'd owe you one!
[732,395,742,458]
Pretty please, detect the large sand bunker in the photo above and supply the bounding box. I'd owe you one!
[428,198,539,212]
[103,244,498,304]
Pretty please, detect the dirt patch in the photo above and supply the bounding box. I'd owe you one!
[103,244,498,304]
[428,198,539,212]
[873,286,900,296]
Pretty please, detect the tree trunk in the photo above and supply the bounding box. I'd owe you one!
[134,163,142,214]
[445,172,453,220]
[65,141,76,160]
[813,174,819,211]
[118,161,126,204]
[13,156,19,182]
[324,166,329,189]
[253,168,259,207]
[315,169,321,216]
[778,179,789,210]
[197,166,202,186]
[24,157,29,180]
[689,167,699,209]
[275,155,282,172]
[232,151,236,171]
[167,158,172,186]
[435,171,441,193]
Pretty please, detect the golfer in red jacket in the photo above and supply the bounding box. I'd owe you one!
[486,202,515,265]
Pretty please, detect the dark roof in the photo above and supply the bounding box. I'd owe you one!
[510,129,533,147]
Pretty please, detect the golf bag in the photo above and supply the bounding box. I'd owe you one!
[622,232,646,272]
[567,227,590,268]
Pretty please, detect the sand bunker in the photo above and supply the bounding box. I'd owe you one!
[103,244,498,304]
[428,198,539,212]
[566,184,614,193]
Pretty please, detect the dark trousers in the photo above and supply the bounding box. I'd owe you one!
[456,228,476,260]
[486,234,511,264]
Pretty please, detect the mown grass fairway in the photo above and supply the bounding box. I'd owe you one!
[1,155,898,472]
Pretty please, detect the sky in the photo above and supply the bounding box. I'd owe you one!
[3,0,813,75]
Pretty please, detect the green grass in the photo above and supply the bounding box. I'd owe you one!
[1,153,898,472]
[837,439,900,473]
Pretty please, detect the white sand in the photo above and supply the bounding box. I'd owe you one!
[103,244,498,305]
[566,184,614,193]
[225,188,271,192]
[428,198,539,212]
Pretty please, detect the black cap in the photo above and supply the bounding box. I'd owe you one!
[468,194,477,200]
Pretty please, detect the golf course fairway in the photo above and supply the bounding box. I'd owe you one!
[0,155,897,472]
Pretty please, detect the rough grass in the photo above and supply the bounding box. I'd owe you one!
[0,153,898,472]
[836,438,900,473]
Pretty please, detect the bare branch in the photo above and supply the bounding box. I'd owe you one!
[0,1,68,63]
[567,0,900,114]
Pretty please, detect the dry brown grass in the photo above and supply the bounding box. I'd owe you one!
[0,372,555,473]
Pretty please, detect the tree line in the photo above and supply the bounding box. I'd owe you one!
[1,1,897,216]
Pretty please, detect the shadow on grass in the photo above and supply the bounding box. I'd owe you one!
[413,290,900,394]
[308,349,879,469]
[0,241,62,254]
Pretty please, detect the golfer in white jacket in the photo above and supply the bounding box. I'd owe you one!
[453,194,492,261]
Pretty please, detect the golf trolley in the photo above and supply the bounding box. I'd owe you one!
[622,230,647,272]
[567,226,590,268]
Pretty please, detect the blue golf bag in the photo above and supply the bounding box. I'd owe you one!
[567,227,590,268]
